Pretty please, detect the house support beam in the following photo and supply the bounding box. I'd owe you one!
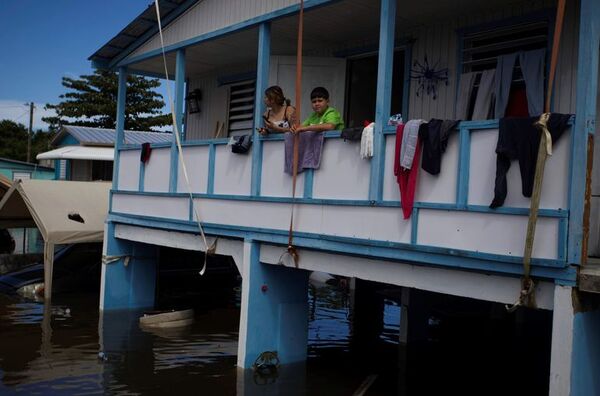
[170,49,186,193]
[237,240,309,368]
[112,67,127,189]
[99,222,158,310]
[549,286,600,395]
[568,0,600,263]
[369,0,396,201]
[251,23,271,196]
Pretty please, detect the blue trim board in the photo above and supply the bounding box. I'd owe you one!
[113,0,340,68]
[303,169,314,199]
[111,189,568,218]
[369,0,396,202]
[112,67,128,190]
[568,0,600,265]
[251,23,270,197]
[175,49,186,138]
[138,161,145,192]
[456,126,471,208]
[169,49,185,193]
[207,143,216,194]
[106,211,576,284]
[410,207,418,244]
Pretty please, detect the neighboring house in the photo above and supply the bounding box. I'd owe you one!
[0,157,54,182]
[36,125,172,181]
[0,158,55,254]
[85,1,599,394]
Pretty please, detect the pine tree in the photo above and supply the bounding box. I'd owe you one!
[43,69,170,132]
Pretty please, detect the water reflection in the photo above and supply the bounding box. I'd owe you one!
[0,282,401,395]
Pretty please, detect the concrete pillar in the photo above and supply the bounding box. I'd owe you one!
[549,285,600,396]
[100,222,158,311]
[237,240,310,368]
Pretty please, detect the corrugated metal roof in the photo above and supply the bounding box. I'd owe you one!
[55,125,172,146]
[89,0,194,67]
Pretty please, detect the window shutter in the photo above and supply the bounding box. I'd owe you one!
[227,80,256,137]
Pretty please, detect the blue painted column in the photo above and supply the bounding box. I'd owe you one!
[237,240,309,368]
[170,49,186,193]
[568,0,600,264]
[251,23,271,196]
[549,285,600,395]
[100,222,158,311]
[369,0,397,201]
[112,67,127,190]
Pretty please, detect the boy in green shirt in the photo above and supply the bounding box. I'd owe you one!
[291,86,345,133]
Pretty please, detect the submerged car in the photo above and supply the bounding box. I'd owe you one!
[0,242,101,296]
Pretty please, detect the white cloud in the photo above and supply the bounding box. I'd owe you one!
[0,100,57,131]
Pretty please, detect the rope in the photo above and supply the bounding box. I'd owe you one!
[102,254,130,266]
[280,0,304,268]
[153,0,216,275]
[507,0,566,311]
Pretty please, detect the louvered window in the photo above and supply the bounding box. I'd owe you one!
[459,19,549,119]
[462,20,548,78]
[227,80,256,137]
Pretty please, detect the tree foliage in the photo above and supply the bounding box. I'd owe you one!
[0,120,54,162]
[43,69,170,132]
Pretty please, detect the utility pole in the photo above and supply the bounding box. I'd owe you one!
[27,102,34,163]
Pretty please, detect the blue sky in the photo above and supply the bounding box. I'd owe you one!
[0,0,163,130]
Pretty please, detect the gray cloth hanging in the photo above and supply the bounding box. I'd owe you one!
[455,72,477,120]
[519,48,546,116]
[472,69,496,120]
[494,53,519,118]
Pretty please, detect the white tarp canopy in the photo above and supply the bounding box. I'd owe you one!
[36,146,114,161]
[0,179,110,244]
[0,180,110,300]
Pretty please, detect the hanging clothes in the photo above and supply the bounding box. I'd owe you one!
[419,119,460,175]
[489,113,571,208]
[495,49,546,118]
[360,122,374,159]
[472,69,496,120]
[284,131,324,175]
[519,48,546,117]
[504,87,529,118]
[400,119,426,169]
[394,123,423,219]
[455,72,477,120]
[140,143,152,163]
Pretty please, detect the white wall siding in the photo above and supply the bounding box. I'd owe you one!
[118,150,141,191]
[185,73,231,141]
[127,0,297,61]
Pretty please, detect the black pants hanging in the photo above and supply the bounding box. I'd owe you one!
[489,113,571,208]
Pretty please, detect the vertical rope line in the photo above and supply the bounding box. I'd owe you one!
[153,0,215,275]
[284,0,304,266]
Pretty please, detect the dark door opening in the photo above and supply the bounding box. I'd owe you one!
[345,50,405,128]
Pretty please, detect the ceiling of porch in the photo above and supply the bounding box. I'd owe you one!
[126,0,553,79]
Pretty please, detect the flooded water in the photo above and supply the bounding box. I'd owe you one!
[0,284,403,395]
